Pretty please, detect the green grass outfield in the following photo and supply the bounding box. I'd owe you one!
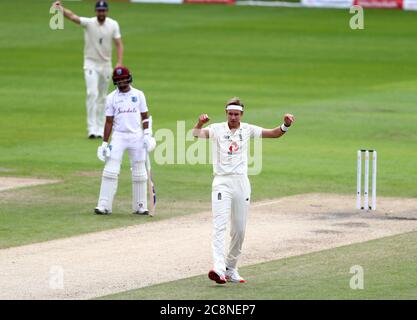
[1,1,417,248]
[101,230,417,299]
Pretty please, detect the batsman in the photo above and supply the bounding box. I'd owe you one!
[95,66,156,215]
[193,97,295,284]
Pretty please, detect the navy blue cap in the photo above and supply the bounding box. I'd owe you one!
[95,1,108,10]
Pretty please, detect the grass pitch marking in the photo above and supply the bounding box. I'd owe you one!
[0,177,60,192]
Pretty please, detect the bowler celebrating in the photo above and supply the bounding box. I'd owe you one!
[55,1,123,138]
[192,97,295,284]
[95,66,155,215]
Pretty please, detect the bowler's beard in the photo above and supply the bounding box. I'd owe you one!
[97,16,106,23]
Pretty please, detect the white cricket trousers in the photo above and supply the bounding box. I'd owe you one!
[212,174,251,273]
[97,131,148,212]
[84,66,112,136]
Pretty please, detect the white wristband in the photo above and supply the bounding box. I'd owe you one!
[102,141,108,147]
[280,123,289,132]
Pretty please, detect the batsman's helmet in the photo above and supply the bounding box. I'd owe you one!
[112,66,132,85]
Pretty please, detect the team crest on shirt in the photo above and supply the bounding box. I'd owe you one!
[228,141,239,155]
[131,96,138,102]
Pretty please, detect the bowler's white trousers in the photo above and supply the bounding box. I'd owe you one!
[84,65,112,136]
[212,174,251,273]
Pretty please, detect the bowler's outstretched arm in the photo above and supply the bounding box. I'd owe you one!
[262,113,295,138]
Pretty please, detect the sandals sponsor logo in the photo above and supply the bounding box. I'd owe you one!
[117,107,138,114]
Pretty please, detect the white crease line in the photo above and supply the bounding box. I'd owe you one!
[252,199,284,208]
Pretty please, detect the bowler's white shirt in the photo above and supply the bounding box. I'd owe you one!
[105,87,148,135]
[79,17,121,69]
[208,122,262,176]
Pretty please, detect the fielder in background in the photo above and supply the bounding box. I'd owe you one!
[192,98,295,284]
[54,0,123,139]
[95,66,156,216]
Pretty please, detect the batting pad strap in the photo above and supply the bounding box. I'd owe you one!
[102,159,121,178]
[142,119,149,123]
[103,170,118,179]
[226,105,243,111]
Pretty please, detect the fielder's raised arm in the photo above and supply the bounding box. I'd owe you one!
[54,1,81,24]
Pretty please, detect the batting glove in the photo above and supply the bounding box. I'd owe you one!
[97,142,111,162]
[143,134,156,152]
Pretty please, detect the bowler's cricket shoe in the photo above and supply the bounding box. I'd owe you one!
[94,207,112,215]
[208,269,227,284]
[225,268,247,283]
[88,134,96,139]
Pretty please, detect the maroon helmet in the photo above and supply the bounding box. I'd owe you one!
[112,66,132,86]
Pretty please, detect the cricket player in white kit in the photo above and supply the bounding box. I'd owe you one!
[95,66,155,215]
[193,97,295,284]
[55,1,123,138]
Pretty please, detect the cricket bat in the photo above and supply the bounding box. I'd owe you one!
[145,116,156,216]
[146,149,156,217]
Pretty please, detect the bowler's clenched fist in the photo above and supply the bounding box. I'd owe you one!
[284,114,295,127]
[199,114,210,125]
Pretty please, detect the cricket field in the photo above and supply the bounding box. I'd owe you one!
[0,0,416,299]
